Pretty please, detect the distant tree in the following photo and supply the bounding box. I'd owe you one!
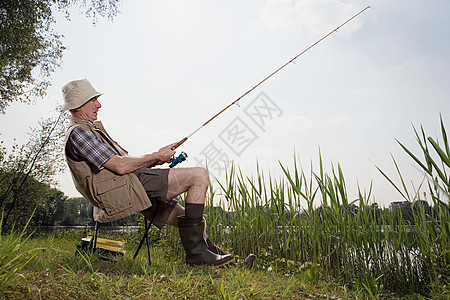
[0,169,54,230]
[33,188,68,225]
[62,197,79,225]
[77,197,93,224]
[110,214,138,226]
[397,201,414,224]
[0,0,121,113]
[0,113,68,231]
[52,191,67,224]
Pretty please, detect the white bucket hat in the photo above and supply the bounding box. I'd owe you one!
[62,79,102,111]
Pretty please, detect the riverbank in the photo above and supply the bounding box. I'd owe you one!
[3,233,344,299]
[2,229,448,299]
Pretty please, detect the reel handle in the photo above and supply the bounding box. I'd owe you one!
[169,151,188,168]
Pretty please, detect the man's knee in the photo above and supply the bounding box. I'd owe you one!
[194,167,210,188]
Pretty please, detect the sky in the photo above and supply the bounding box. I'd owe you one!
[1,0,449,208]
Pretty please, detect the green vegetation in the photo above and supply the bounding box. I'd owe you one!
[1,117,448,299]
[0,112,70,232]
[0,0,121,113]
[0,216,38,298]
[201,116,449,297]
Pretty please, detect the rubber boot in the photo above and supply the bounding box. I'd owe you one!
[205,237,226,255]
[243,254,257,269]
[178,216,235,267]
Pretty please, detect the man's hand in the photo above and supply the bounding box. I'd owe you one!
[155,143,177,165]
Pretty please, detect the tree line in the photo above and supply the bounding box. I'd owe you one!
[0,168,139,230]
[211,200,440,227]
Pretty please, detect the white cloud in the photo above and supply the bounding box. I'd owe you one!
[258,0,365,36]
[328,114,352,125]
[277,114,313,132]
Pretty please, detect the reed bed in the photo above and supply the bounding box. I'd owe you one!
[196,117,449,297]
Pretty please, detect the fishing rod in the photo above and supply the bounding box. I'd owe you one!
[169,6,370,165]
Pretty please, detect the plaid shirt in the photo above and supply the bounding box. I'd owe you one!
[66,122,125,171]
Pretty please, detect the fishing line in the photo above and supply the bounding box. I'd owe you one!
[171,6,370,151]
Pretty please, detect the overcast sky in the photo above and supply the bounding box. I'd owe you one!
[1,0,449,207]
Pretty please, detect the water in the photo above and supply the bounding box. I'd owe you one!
[38,225,140,233]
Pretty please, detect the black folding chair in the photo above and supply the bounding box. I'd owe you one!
[91,202,159,266]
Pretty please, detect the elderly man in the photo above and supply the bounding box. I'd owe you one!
[62,79,234,267]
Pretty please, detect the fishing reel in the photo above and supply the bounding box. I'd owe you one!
[169,151,188,168]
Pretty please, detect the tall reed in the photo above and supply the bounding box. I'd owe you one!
[155,116,448,296]
[202,117,449,296]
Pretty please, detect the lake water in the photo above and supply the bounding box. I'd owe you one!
[38,225,141,233]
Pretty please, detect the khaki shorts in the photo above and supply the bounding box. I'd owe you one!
[135,168,177,228]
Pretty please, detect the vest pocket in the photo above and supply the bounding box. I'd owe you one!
[96,176,133,216]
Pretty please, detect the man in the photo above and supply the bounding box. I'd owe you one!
[62,79,234,267]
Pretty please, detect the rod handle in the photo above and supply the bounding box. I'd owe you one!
[172,137,187,150]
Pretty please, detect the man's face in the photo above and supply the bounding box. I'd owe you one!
[74,96,102,121]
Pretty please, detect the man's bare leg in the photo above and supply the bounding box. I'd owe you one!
[165,167,211,233]
[165,167,227,256]
[166,204,184,227]
[166,167,209,219]
[163,167,233,266]
[166,167,209,203]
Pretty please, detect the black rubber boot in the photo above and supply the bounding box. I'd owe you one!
[178,216,235,267]
[243,254,257,269]
[205,237,226,255]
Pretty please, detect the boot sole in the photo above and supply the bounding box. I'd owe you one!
[187,257,235,268]
[215,257,235,268]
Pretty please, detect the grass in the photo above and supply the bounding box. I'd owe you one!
[0,215,39,298]
[5,231,357,299]
[4,227,446,299]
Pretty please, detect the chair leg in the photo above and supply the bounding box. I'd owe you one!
[89,220,115,263]
[133,203,159,266]
[145,218,152,266]
[92,221,99,253]
[133,216,153,265]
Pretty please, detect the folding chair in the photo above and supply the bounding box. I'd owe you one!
[90,202,160,266]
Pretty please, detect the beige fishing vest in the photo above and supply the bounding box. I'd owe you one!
[64,116,151,222]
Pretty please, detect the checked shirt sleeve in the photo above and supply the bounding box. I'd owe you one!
[68,126,116,171]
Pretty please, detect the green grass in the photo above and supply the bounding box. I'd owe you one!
[4,228,446,299]
[4,232,359,299]
[0,215,40,298]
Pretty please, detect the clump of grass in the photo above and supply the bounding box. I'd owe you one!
[0,215,39,298]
